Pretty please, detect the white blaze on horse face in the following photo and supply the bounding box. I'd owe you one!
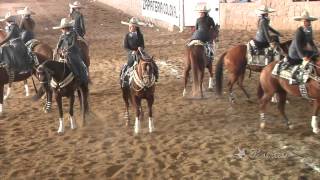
[24,84,29,97]
[148,117,155,133]
[134,117,140,134]
[58,118,65,134]
[311,116,319,134]
[70,116,77,130]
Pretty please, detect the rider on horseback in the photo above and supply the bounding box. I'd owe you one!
[121,17,158,82]
[190,2,216,59]
[53,18,88,84]
[0,12,32,72]
[17,7,36,43]
[253,5,282,52]
[287,11,318,70]
[69,1,86,38]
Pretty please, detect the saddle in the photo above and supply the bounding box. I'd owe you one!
[272,58,312,85]
[25,39,40,66]
[187,40,215,60]
[247,40,280,67]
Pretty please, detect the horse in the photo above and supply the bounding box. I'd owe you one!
[121,52,156,134]
[36,60,89,134]
[215,37,292,102]
[0,30,53,114]
[0,29,53,101]
[257,56,320,134]
[183,44,206,98]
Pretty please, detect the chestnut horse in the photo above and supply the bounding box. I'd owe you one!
[1,30,53,98]
[258,57,320,134]
[121,53,156,134]
[215,39,292,102]
[36,60,89,134]
[0,30,53,114]
[183,45,206,98]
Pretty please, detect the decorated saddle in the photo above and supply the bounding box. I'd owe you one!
[187,40,215,60]
[247,40,280,67]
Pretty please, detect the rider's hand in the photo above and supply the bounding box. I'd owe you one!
[131,51,136,55]
[303,57,310,62]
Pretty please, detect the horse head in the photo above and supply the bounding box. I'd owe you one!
[36,62,53,90]
[137,55,155,88]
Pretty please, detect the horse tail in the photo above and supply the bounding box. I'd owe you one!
[257,81,264,100]
[190,46,201,97]
[215,52,226,95]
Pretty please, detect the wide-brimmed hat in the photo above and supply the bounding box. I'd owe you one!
[255,5,275,15]
[294,10,318,21]
[195,3,211,13]
[69,1,84,9]
[17,7,35,15]
[121,17,144,27]
[0,12,16,22]
[53,18,74,29]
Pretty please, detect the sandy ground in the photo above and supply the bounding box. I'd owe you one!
[0,0,320,179]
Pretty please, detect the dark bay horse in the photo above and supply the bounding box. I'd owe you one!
[258,57,320,134]
[0,29,53,100]
[183,44,206,98]
[215,39,292,102]
[121,54,156,134]
[36,61,89,134]
[0,30,53,114]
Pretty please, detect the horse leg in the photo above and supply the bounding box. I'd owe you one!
[133,96,142,134]
[227,75,237,103]
[0,84,4,114]
[4,83,11,100]
[259,92,273,129]
[122,88,130,126]
[200,66,205,98]
[207,61,214,90]
[311,99,320,134]
[237,71,250,100]
[277,91,293,129]
[44,88,52,113]
[56,94,64,134]
[148,95,155,133]
[24,80,29,97]
[183,64,191,97]
[69,94,77,130]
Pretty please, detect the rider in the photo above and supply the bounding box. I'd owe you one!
[17,7,36,43]
[253,5,282,52]
[69,1,86,38]
[0,12,32,72]
[53,18,88,84]
[122,17,158,81]
[191,3,216,45]
[288,10,318,70]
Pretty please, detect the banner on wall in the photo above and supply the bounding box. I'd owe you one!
[142,0,180,26]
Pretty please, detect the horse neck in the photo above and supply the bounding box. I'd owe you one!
[45,61,71,81]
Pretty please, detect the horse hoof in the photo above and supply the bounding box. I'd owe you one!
[313,128,320,134]
[260,122,266,129]
[288,124,294,130]
[3,96,8,100]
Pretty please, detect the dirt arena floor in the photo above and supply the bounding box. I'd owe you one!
[0,0,320,179]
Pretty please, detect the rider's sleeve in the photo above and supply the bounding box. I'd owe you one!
[139,33,145,49]
[67,33,77,51]
[123,34,131,52]
[295,28,305,59]
[209,17,215,29]
[80,14,86,36]
[261,19,271,43]
[19,19,25,30]
[0,26,13,46]
[269,26,280,36]
[309,33,318,53]
[195,19,199,30]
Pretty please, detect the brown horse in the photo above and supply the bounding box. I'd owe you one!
[0,29,53,101]
[0,30,53,114]
[183,45,206,98]
[36,60,89,134]
[121,53,156,134]
[215,39,292,102]
[258,57,320,134]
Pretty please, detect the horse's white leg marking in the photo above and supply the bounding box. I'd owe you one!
[70,115,77,130]
[134,117,140,134]
[311,116,319,134]
[24,84,29,97]
[58,118,65,134]
[182,88,187,97]
[148,117,155,133]
[4,87,11,100]
[260,113,266,129]
[208,77,214,89]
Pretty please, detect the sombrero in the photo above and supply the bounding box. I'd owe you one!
[294,10,318,21]
[121,17,144,26]
[69,1,84,9]
[17,7,35,15]
[195,3,211,13]
[255,5,275,15]
[53,18,74,29]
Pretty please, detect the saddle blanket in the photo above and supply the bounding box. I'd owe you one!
[271,61,311,84]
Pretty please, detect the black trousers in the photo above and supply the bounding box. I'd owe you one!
[254,40,269,49]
